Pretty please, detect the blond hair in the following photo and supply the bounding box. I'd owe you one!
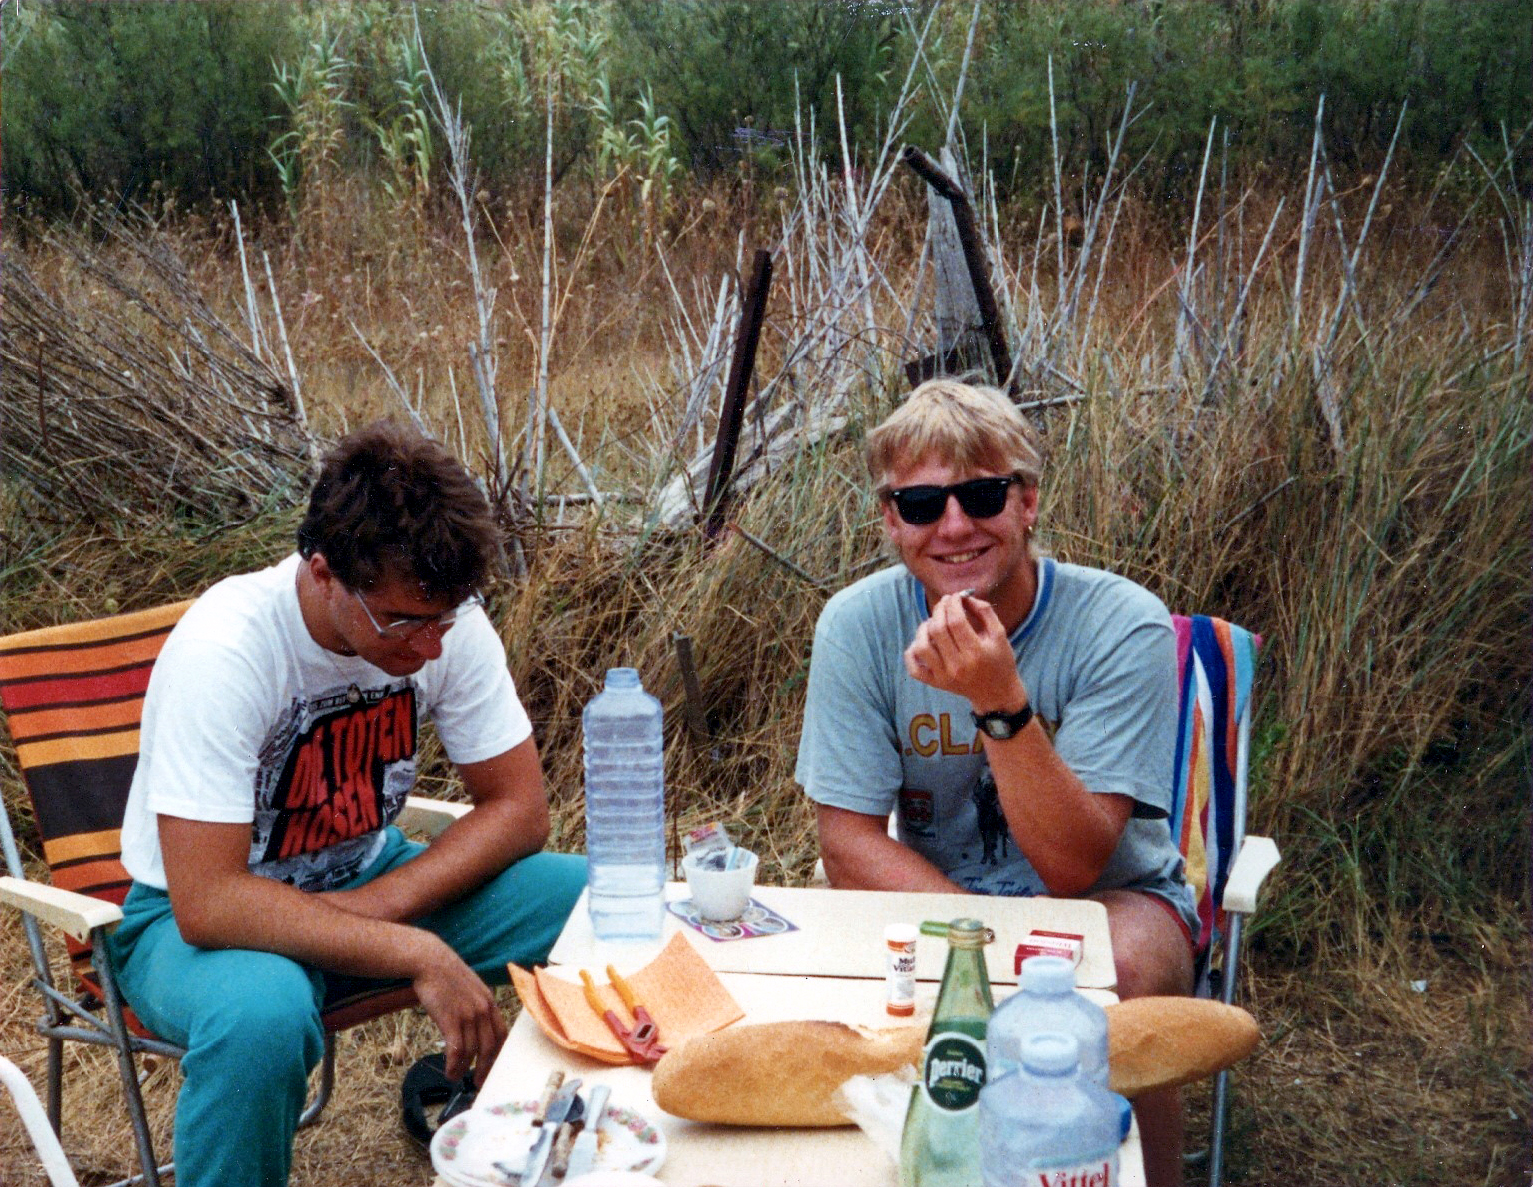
[865,379,1043,490]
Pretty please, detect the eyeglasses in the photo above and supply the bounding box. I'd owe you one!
[349,587,483,641]
[883,475,1024,526]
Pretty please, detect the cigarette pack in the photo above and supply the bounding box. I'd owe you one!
[1014,929,1084,974]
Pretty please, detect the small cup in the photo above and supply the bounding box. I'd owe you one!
[682,848,759,921]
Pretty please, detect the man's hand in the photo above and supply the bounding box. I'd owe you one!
[904,592,1028,713]
[406,933,507,1085]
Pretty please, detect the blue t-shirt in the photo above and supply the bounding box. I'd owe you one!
[795,558,1196,934]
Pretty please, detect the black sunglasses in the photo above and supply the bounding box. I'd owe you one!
[884,475,1024,526]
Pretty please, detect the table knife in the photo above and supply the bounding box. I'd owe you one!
[563,1084,609,1180]
[521,1077,582,1187]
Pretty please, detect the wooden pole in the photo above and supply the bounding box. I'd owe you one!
[672,632,711,743]
[900,146,1015,396]
[702,248,774,539]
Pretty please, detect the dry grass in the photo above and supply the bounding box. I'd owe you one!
[3,151,1528,1185]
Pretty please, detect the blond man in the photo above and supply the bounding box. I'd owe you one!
[796,379,1194,1186]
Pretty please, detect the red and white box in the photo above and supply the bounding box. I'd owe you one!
[1014,929,1084,974]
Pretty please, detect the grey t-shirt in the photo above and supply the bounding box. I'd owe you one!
[795,558,1196,935]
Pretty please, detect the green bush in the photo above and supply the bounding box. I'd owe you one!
[4,0,1528,219]
[2,1,297,217]
[604,0,901,175]
[956,0,1533,203]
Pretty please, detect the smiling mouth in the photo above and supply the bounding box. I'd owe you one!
[936,549,986,565]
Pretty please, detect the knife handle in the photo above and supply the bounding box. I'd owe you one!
[532,1070,564,1125]
[549,1120,578,1179]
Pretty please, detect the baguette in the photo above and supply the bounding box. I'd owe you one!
[650,998,1261,1127]
[651,1020,924,1127]
[1105,997,1260,1097]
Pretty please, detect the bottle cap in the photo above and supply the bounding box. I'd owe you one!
[1019,1032,1080,1076]
[1019,954,1076,995]
[919,918,994,946]
[885,923,919,945]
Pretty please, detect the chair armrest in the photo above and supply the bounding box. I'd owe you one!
[0,874,123,943]
[398,795,471,838]
[1221,835,1281,915]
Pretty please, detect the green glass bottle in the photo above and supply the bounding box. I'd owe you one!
[899,918,995,1187]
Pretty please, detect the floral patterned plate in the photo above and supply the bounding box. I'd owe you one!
[430,1097,665,1186]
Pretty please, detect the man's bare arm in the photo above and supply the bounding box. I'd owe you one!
[160,814,505,1082]
[817,803,966,892]
[905,591,1131,895]
[323,736,549,924]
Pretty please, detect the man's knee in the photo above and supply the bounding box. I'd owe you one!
[1096,890,1195,1000]
[183,952,325,1076]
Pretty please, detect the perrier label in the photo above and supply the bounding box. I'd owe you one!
[921,1031,987,1111]
[899,918,994,1187]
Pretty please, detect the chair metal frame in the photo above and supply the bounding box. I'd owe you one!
[0,601,470,1187]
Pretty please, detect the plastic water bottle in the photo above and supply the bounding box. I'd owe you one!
[979,1033,1121,1187]
[582,668,665,941]
[988,955,1110,1087]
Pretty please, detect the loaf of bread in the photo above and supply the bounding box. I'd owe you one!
[650,999,1260,1127]
[1105,997,1260,1097]
[651,1020,924,1127]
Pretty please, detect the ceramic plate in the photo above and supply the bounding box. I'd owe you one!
[431,1098,666,1186]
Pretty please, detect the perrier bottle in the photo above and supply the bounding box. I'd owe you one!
[900,918,994,1187]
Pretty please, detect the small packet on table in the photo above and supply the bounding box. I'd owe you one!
[1014,929,1084,973]
[683,821,737,871]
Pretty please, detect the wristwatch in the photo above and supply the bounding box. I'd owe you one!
[971,701,1034,740]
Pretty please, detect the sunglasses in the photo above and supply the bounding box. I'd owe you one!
[349,587,483,641]
[883,475,1024,526]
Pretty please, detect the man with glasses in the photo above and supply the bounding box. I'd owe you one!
[110,421,585,1187]
[796,379,1195,1187]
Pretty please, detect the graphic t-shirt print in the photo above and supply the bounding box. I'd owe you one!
[250,682,418,890]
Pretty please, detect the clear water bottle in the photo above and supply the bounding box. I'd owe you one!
[582,668,665,941]
[988,955,1110,1087]
[979,1033,1121,1187]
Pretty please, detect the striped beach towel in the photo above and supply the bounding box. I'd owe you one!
[0,601,193,1010]
[1168,614,1263,965]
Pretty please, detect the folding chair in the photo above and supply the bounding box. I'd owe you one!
[1168,614,1281,1187]
[0,600,471,1187]
[2,1054,80,1187]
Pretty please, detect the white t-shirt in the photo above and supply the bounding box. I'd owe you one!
[120,554,531,892]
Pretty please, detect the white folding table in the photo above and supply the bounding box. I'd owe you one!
[450,885,1144,1187]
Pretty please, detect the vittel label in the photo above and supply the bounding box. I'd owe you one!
[921,1032,986,1112]
[1030,1156,1116,1187]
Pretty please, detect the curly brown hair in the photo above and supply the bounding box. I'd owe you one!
[296,420,498,602]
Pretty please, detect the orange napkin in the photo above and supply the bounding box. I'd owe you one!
[509,931,745,1064]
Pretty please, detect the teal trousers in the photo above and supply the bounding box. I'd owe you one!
[107,829,587,1187]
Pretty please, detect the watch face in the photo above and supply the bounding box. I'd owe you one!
[974,704,1031,740]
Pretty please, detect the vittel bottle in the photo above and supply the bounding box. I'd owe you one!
[582,668,665,941]
[979,1032,1121,1187]
[899,918,993,1187]
[987,954,1110,1087]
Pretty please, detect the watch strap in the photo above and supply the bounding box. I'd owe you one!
[971,701,1034,739]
